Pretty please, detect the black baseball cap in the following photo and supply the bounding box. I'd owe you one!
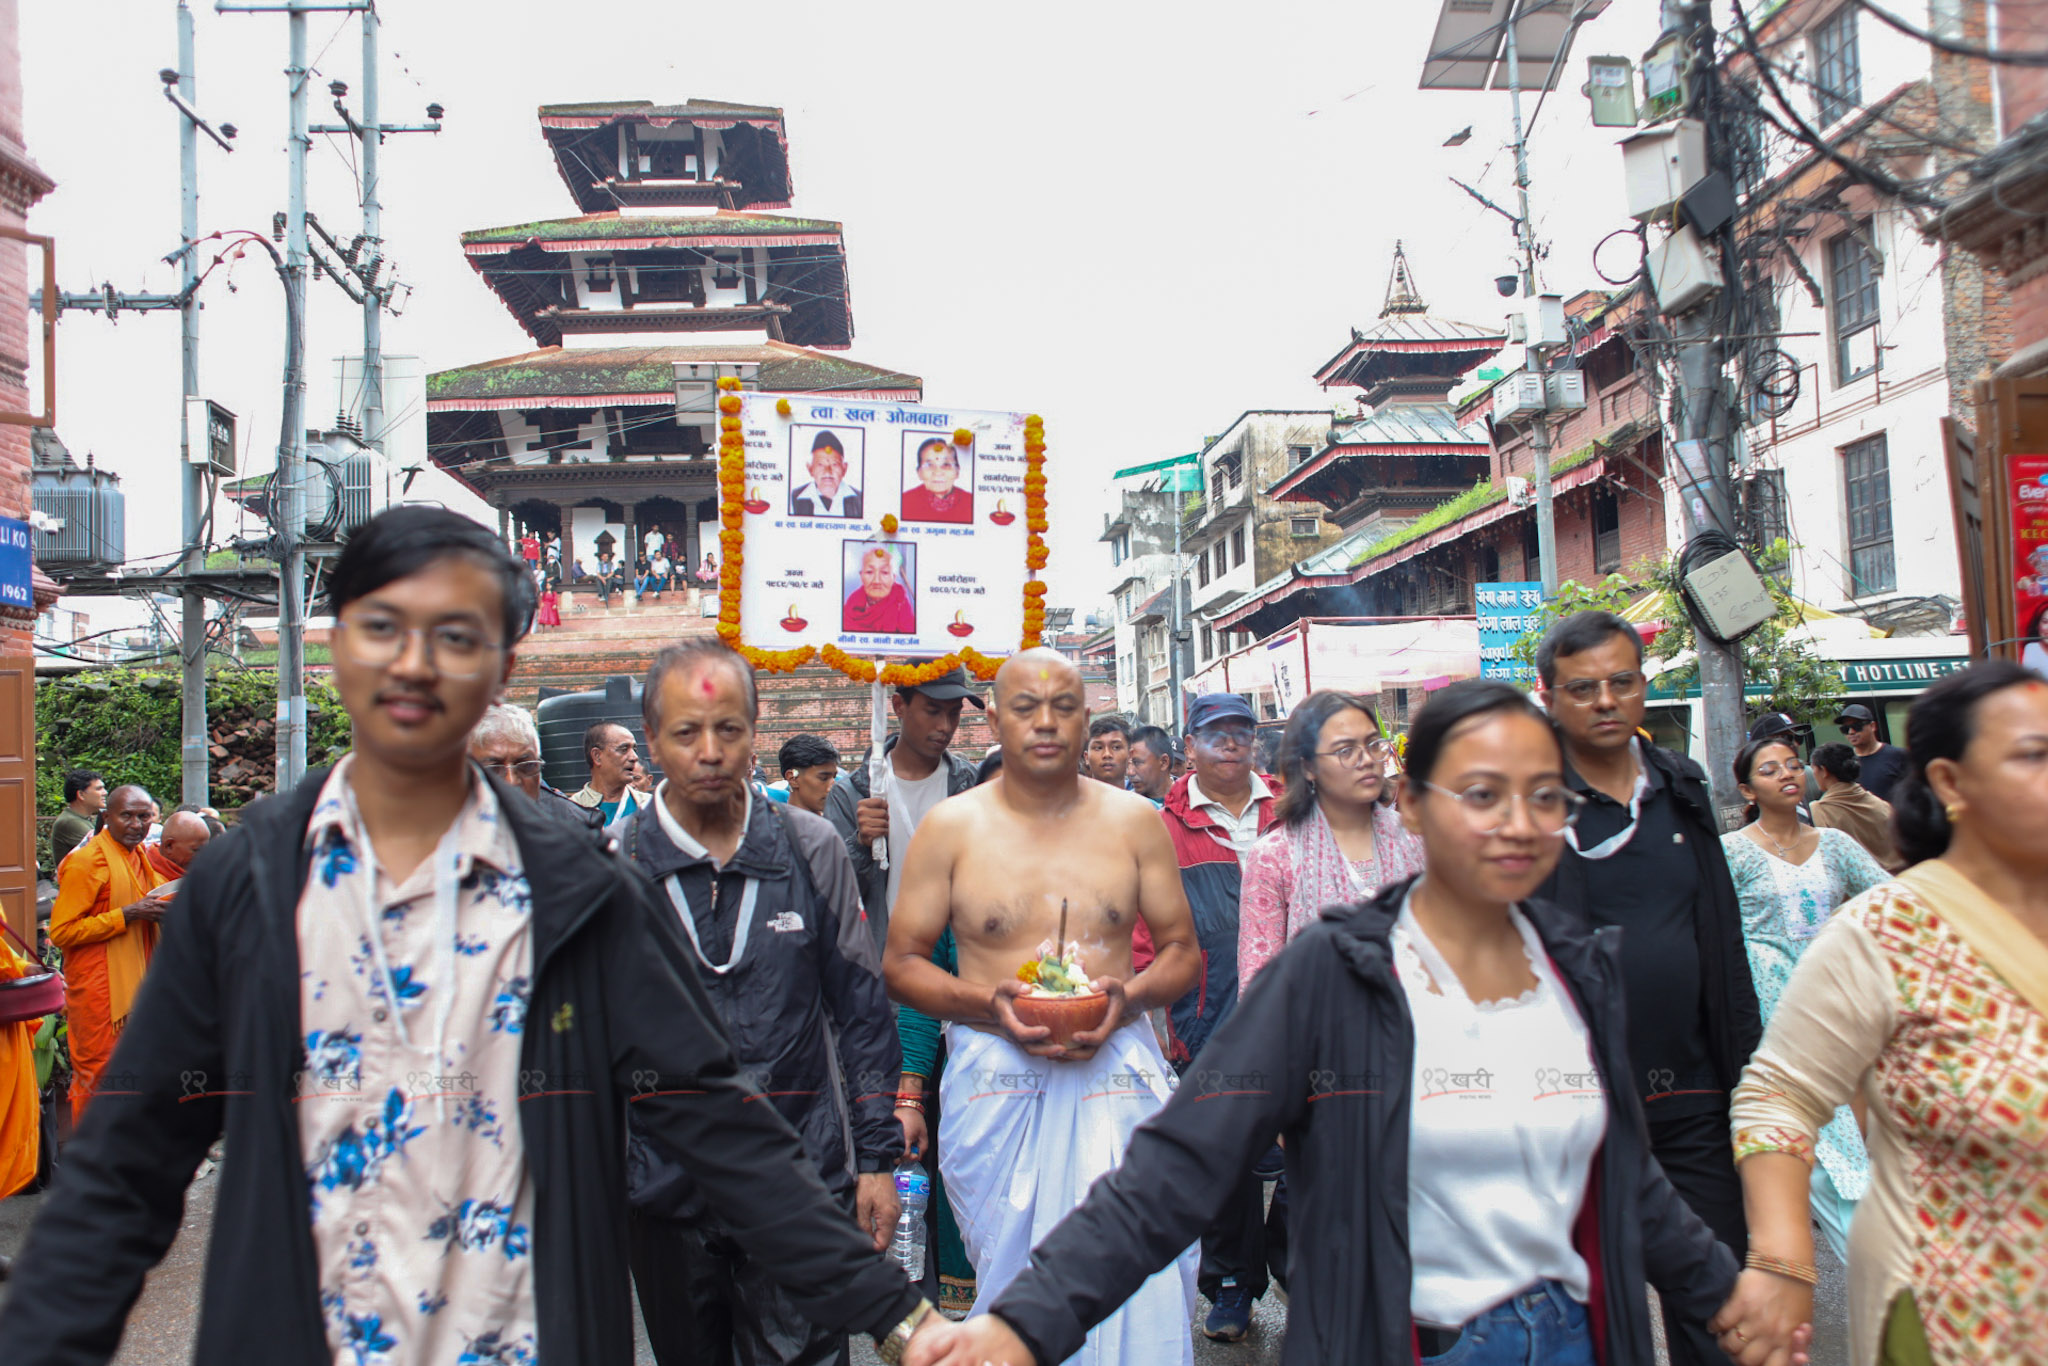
[1834,704,1876,726]
[903,665,985,710]
[1748,712,1803,742]
[1186,693,1256,732]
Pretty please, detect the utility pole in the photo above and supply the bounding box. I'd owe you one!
[1673,0,1746,819]
[1168,485,1185,729]
[1501,0,1560,595]
[278,2,310,789]
[313,8,441,456]
[176,0,209,810]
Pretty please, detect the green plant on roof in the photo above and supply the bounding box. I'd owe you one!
[1349,480,1504,569]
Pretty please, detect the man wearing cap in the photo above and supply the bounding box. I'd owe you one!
[1833,702,1907,801]
[826,667,982,955]
[1145,691,1281,1342]
[792,431,863,519]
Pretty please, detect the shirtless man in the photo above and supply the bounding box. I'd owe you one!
[885,648,1201,1364]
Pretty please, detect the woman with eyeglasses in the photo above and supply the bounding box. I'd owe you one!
[1239,690,1422,990]
[1721,737,1888,1264]
[906,678,1802,1366]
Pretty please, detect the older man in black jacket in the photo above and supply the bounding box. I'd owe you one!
[0,507,939,1366]
[1533,611,1763,1366]
[619,638,905,1366]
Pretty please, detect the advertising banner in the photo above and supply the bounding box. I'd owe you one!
[721,391,1044,676]
[1477,581,1545,684]
[2009,455,2048,654]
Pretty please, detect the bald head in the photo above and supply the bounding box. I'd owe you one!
[993,646,1083,706]
[992,648,1088,782]
[158,811,212,871]
[104,785,155,849]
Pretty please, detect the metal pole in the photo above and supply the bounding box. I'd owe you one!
[177,1,210,809]
[1168,487,1184,730]
[278,1,310,790]
[1676,0,1744,819]
[359,1,383,453]
[1502,0,1558,594]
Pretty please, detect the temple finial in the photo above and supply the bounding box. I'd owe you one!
[1381,241,1428,317]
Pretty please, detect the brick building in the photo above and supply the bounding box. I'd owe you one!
[0,0,52,941]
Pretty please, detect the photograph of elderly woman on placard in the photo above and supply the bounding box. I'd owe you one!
[901,433,973,525]
[841,541,917,636]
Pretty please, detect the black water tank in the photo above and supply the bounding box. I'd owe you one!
[536,674,653,794]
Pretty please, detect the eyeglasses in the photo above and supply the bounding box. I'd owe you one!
[1314,737,1392,769]
[336,617,503,679]
[1419,780,1585,836]
[1192,726,1256,751]
[1839,720,1869,732]
[1750,759,1806,779]
[480,759,545,779]
[1552,671,1645,707]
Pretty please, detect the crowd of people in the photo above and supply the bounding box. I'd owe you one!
[0,503,2042,1366]
[514,524,720,623]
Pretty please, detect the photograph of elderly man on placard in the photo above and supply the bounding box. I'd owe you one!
[841,541,916,636]
[900,433,973,525]
[789,426,864,518]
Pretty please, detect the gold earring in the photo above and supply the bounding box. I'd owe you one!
[1945,804,1961,822]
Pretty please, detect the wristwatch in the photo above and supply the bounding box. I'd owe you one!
[876,1297,936,1365]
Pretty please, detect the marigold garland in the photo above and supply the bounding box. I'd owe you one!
[721,398,1048,678]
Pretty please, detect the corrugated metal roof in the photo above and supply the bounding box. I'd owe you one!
[462,211,840,248]
[1327,401,1488,448]
[538,99,783,123]
[426,343,920,407]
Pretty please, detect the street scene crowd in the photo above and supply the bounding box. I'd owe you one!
[1,504,2043,1365]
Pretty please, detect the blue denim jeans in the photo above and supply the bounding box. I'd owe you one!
[1420,1280,1595,1366]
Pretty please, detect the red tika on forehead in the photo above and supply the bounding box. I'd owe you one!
[699,674,718,697]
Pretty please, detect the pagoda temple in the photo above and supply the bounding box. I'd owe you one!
[1209,245,1506,636]
[426,100,920,574]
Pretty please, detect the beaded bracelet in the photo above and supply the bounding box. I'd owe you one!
[1746,1251,1818,1286]
[894,1094,926,1112]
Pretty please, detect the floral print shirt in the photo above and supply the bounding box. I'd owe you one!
[297,759,537,1366]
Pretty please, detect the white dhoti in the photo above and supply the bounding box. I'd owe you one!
[939,1020,1196,1366]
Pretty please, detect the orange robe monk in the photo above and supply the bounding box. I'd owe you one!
[0,924,40,1198]
[50,826,166,1121]
[143,841,187,889]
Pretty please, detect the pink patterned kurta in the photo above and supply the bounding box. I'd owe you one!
[1238,804,1424,991]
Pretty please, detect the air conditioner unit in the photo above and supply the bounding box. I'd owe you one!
[1620,118,1707,220]
[1545,370,1588,413]
[1497,371,1548,423]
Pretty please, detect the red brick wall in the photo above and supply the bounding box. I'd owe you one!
[1996,0,2048,133]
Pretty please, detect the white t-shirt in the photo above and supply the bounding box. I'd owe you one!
[883,761,953,912]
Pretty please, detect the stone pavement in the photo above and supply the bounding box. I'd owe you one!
[2,1171,1841,1366]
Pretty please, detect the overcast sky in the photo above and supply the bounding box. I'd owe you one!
[24,0,1662,629]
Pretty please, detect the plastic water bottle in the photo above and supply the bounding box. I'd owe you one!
[891,1163,930,1280]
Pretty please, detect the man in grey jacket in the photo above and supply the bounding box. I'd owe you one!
[824,667,981,954]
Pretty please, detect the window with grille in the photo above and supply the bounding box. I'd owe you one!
[1289,445,1313,467]
[1291,516,1319,537]
[1231,525,1246,567]
[1842,434,1894,595]
[1811,7,1861,126]
[1214,542,1228,579]
[1201,627,1214,661]
[1592,489,1622,574]
[1742,469,1789,550]
[1828,225,1881,383]
[1197,554,1210,589]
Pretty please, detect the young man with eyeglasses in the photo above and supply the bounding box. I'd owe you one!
[1147,691,1282,1342]
[0,506,942,1366]
[1831,702,1906,801]
[1532,611,1761,1366]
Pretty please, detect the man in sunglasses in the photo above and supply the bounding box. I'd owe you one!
[1832,702,1906,801]
[1532,611,1760,1366]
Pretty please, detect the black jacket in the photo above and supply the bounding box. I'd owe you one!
[823,738,978,954]
[1538,741,1764,1096]
[619,792,901,1219]
[0,767,920,1366]
[988,878,1740,1366]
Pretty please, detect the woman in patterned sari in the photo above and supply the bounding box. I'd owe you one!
[1724,661,2048,1366]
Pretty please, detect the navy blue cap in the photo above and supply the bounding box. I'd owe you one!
[1186,693,1256,733]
